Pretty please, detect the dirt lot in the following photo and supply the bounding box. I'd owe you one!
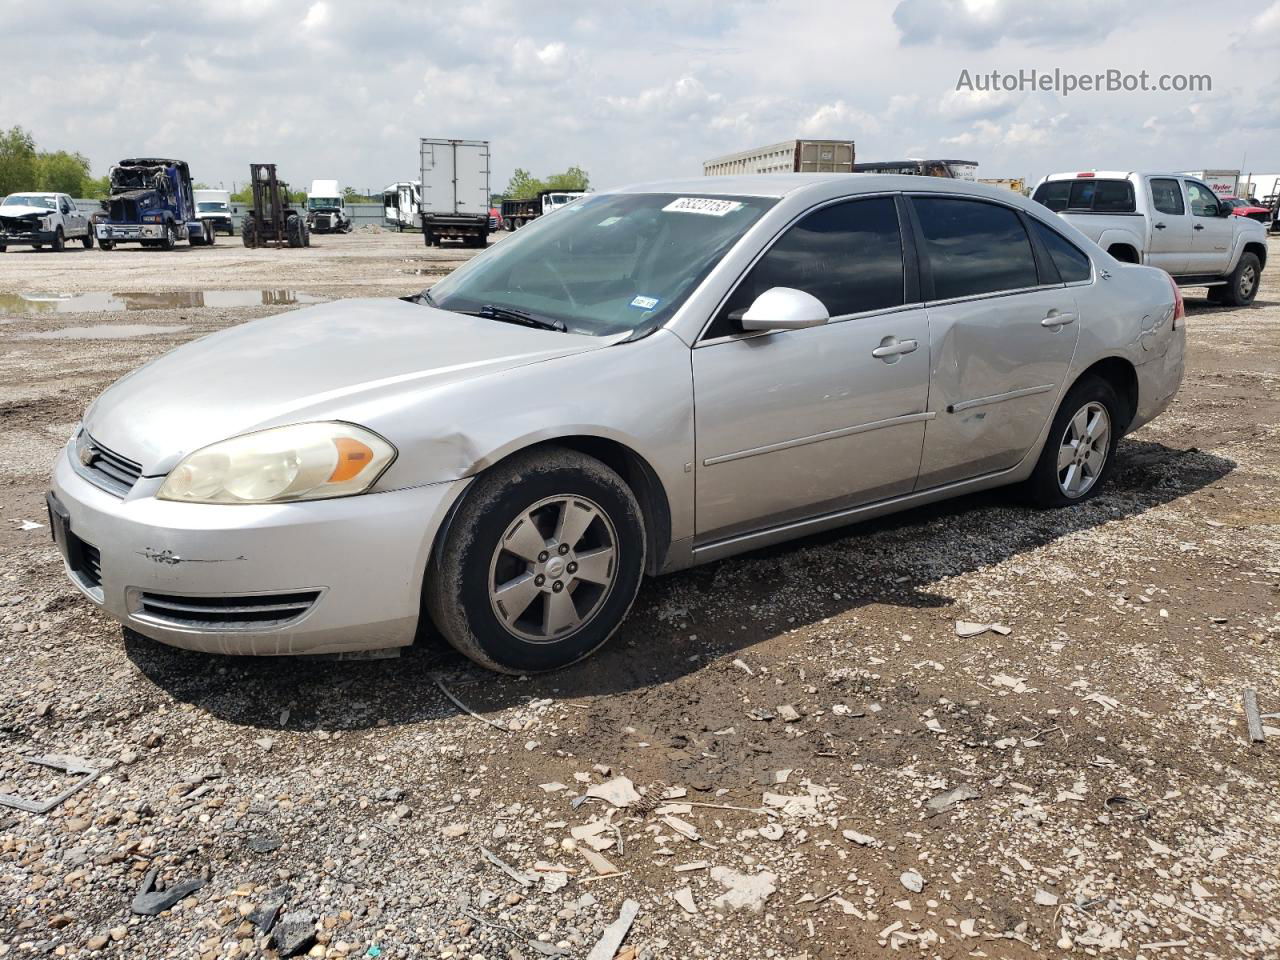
[0,231,1277,960]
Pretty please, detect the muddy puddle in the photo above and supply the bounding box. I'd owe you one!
[22,324,191,340]
[0,290,325,314]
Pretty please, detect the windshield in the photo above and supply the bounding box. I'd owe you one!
[197,201,228,213]
[547,194,577,206]
[3,195,55,210]
[426,192,775,337]
[308,197,341,210]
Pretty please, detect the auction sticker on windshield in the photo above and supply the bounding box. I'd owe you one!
[662,197,745,216]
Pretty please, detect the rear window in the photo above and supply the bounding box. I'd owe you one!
[1033,179,1136,214]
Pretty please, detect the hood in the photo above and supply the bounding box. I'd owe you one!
[84,298,612,475]
[0,205,52,220]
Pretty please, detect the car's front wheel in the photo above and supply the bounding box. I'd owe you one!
[427,447,646,673]
[1219,252,1261,307]
[1025,376,1121,508]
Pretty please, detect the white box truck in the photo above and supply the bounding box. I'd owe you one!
[420,138,491,248]
[1180,170,1239,199]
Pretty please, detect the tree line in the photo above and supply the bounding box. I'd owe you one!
[0,126,108,198]
[502,165,590,201]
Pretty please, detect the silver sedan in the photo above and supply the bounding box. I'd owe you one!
[49,175,1185,672]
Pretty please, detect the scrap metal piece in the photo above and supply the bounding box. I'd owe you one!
[131,866,207,915]
[0,754,114,814]
[1243,688,1266,744]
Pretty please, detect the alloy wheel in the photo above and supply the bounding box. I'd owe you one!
[488,495,618,643]
[1240,264,1257,300]
[1057,401,1111,498]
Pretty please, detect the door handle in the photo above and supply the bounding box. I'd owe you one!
[871,337,918,360]
[1041,311,1075,328]
[1193,224,1205,231]
[1153,222,1166,229]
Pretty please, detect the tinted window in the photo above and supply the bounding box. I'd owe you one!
[1029,219,1092,283]
[1033,179,1135,213]
[707,196,904,338]
[1150,178,1185,216]
[1185,181,1220,217]
[913,197,1039,300]
[1032,181,1071,211]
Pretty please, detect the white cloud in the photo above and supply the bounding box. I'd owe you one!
[301,2,328,30]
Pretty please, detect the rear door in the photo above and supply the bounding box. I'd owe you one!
[1184,179,1234,275]
[909,195,1081,488]
[1146,177,1190,274]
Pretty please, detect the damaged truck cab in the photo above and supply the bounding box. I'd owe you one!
[96,158,214,250]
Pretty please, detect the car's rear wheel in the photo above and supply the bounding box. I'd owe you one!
[51,228,65,252]
[427,447,646,673]
[1025,376,1121,508]
[1220,252,1261,307]
[82,230,94,249]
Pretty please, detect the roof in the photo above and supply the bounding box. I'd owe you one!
[612,173,1021,201]
[3,191,60,198]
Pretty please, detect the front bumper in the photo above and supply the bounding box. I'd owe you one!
[49,445,467,655]
[0,228,56,246]
[96,223,164,242]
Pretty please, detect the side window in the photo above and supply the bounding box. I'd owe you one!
[1150,178,1185,216]
[1185,181,1219,217]
[1029,219,1092,283]
[706,196,905,339]
[60,197,72,214]
[912,197,1039,300]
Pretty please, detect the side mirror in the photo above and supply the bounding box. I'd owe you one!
[739,286,830,332]
[1218,203,1232,218]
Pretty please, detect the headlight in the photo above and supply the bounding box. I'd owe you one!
[156,422,396,504]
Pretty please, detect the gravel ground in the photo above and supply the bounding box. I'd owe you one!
[0,232,1277,960]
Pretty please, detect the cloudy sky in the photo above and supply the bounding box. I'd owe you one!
[6,0,1280,194]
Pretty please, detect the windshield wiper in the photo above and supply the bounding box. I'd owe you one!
[476,303,568,333]
[402,288,437,307]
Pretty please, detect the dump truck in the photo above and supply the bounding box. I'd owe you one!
[702,139,855,176]
[95,158,214,250]
[420,138,491,247]
[241,163,310,249]
[500,189,587,229]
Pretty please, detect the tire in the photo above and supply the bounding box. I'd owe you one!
[51,228,65,252]
[302,221,311,247]
[98,239,113,251]
[426,447,646,674]
[160,224,176,251]
[424,229,434,247]
[204,221,216,246]
[241,218,257,248]
[1219,252,1261,307]
[0,244,6,253]
[1024,376,1122,508]
[82,230,94,249]
[286,215,304,248]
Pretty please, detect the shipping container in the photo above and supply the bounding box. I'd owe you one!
[703,139,855,176]
[850,159,978,180]
[420,138,491,247]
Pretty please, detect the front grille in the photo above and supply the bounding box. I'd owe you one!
[78,541,102,589]
[1248,211,1269,223]
[73,431,142,497]
[136,590,322,629]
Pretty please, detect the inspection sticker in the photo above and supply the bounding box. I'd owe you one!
[630,295,660,310]
[662,197,744,216]
[597,216,622,227]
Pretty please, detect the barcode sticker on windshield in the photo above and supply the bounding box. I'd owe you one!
[663,197,744,216]
[630,295,660,310]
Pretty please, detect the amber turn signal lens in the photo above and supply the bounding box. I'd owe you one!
[329,437,374,483]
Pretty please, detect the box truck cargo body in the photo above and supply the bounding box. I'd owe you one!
[702,139,855,176]
[420,138,491,247]
[1180,170,1240,198]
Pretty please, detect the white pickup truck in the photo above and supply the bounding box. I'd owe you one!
[0,192,94,252]
[1033,171,1268,306]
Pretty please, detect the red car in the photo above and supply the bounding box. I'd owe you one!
[1222,196,1272,224]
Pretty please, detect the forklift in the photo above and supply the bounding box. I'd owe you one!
[241,163,310,248]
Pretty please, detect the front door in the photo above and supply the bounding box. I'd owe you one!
[1184,179,1234,275]
[1146,177,1190,274]
[693,196,931,542]
[908,195,1081,488]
